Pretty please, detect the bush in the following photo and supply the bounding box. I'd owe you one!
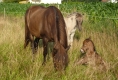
[3,0,24,3]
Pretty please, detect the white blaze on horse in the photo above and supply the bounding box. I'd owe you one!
[64,12,83,46]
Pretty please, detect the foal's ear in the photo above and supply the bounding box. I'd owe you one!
[66,45,71,51]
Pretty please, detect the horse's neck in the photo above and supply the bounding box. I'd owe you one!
[64,17,68,24]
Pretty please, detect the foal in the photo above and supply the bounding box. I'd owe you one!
[76,37,106,71]
[64,12,83,46]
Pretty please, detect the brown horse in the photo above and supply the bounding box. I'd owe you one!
[76,37,106,71]
[24,5,70,70]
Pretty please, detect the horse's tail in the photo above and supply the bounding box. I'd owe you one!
[24,7,31,48]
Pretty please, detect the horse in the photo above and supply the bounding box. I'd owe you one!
[64,12,83,46]
[75,37,106,71]
[24,5,70,71]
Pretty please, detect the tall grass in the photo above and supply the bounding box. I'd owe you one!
[0,13,118,80]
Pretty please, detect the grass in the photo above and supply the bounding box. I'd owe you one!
[0,14,118,80]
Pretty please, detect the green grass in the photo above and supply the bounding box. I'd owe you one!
[0,13,118,80]
[0,2,118,18]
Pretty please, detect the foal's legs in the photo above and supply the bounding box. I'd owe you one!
[42,38,48,65]
[75,55,88,65]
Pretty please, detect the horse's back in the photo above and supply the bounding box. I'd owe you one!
[25,5,47,37]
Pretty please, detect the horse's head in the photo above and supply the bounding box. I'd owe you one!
[76,13,83,31]
[52,43,70,71]
[66,12,83,31]
[80,37,96,54]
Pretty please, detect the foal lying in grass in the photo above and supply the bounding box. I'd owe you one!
[76,37,106,71]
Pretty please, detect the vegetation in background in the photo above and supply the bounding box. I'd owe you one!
[62,0,101,2]
[0,2,118,22]
[3,0,27,3]
[2,0,102,3]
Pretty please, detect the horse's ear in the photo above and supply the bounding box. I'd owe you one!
[66,45,71,52]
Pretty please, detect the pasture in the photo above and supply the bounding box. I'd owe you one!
[0,3,118,80]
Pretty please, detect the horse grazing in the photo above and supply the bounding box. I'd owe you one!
[64,12,83,46]
[24,5,70,71]
[76,37,106,71]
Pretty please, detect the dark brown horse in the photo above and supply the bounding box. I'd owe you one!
[24,5,70,70]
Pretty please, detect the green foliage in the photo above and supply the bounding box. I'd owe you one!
[3,0,19,3]
[0,2,118,25]
[62,0,101,2]
[0,2,118,21]
[60,2,118,23]
[3,0,25,2]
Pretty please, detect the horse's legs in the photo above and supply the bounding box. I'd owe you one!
[34,38,40,53]
[31,40,34,54]
[70,32,75,46]
[24,28,30,49]
[24,39,30,49]
[42,38,48,65]
[29,35,36,61]
[30,38,40,62]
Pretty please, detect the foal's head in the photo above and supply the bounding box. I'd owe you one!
[80,37,96,54]
[52,43,70,71]
[67,12,83,31]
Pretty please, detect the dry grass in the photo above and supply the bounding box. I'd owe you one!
[0,15,118,80]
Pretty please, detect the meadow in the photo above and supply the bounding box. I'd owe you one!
[0,2,118,80]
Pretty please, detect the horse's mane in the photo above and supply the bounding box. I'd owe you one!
[54,7,68,48]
